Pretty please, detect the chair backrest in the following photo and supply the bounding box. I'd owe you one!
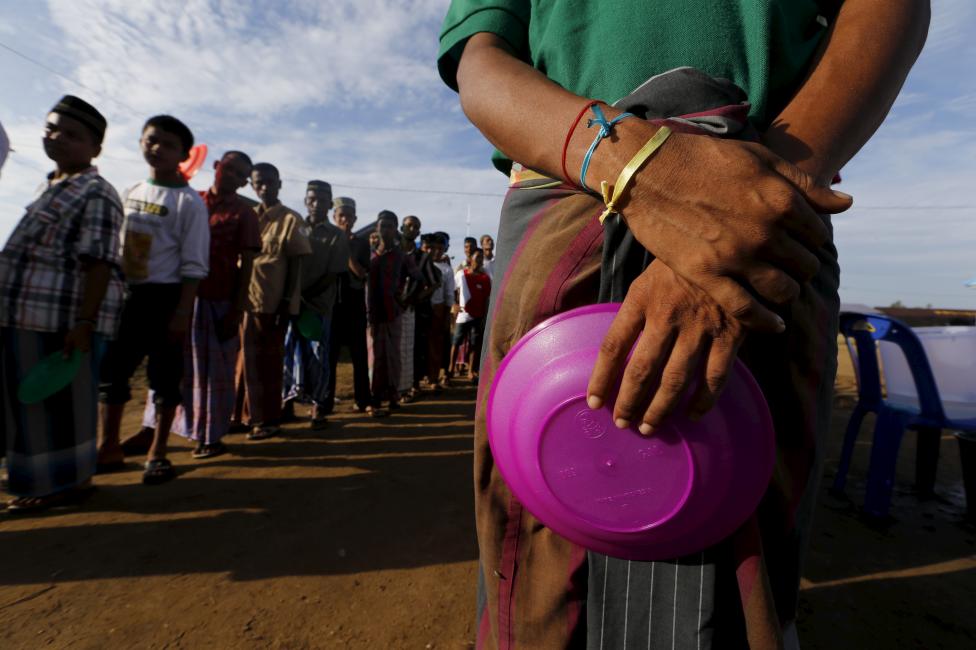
[840,311,946,421]
[839,312,884,408]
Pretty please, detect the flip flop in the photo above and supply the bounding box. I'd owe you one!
[246,426,279,441]
[142,458,176,485]
[6,485,94,514]
[191,441,227,459]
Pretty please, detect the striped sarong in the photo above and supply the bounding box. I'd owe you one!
[142,298,239,444]
[473,70,840,649]
[369,319,401,404]
[398,308,415,393]
[282,315,332,407]
[1,328,104,497]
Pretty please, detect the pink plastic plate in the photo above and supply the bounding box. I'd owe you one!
[487,303,774,560]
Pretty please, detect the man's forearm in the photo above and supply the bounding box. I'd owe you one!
[763,0,930,184]
[457,33,648,188]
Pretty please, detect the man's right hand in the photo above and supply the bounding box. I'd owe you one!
[611,127,852,333]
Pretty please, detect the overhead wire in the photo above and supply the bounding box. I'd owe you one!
[0,40,141,116]
[2,37,974,206]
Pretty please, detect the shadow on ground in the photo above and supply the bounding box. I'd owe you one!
[0,385,480,585]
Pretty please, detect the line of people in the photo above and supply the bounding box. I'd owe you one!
[0,96,492,512]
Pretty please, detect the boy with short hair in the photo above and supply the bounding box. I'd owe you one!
[450,248,491,381]
[323,196,372,414]
[367,211,411,415]
[138,151,260,457]
[428,232,455,387]
[411,231,442,396]
[187,152,261,453]
[282,180,349,428]
[96,114,210,484]
[457,236,478,272]
[397,215,430,402]
[480,234,495,279]
[0,96,125,511]
[235,163,310,440]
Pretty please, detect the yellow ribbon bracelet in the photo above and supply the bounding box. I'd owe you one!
[598,126,673,224]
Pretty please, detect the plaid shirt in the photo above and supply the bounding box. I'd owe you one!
[0,166,125,336]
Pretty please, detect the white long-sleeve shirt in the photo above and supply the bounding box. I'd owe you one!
[431,259,456,306]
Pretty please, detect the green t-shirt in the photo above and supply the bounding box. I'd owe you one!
[438,0,832,174]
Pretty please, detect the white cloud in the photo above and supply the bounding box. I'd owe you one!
[1,0,507,248]
[46,0,451,117]
[2,0,975,309]
[926,0,976,54]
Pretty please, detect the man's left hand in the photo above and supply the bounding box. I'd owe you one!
[586,260,746,434]
[62,321,94,358]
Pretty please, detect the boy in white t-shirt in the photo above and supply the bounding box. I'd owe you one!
[97,115,210,485]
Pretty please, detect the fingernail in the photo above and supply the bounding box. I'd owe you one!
[587,395,603,410]
[639,423,654,435]
[614,418,629,429]
[832,190,853,200]
[774,316,786,333]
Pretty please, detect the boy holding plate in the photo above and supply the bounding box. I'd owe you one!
[0,96,125,512]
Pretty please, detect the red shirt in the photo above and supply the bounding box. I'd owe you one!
[462,270,491,318]
[196,190,261,301]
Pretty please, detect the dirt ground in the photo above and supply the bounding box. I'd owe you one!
[1,352,974,649]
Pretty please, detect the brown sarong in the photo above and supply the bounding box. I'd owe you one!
[235,311,288,426]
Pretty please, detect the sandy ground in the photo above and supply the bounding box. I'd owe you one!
[1,351,974,649]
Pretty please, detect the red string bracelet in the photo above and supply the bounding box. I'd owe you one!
[561,100,600,186]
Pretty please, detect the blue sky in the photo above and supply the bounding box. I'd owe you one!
[1,0,974,309]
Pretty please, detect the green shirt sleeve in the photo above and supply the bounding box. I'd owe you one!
[437,0,531,92]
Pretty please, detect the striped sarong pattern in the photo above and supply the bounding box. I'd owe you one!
[398,308,415,393]
[142,298,239,444]
[1,328,103,497]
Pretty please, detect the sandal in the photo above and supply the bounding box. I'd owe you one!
[142,458,176,485]
[191,441,227,459]
[6,485,94,514]
[246,426,278,441]
[365,406,389,418]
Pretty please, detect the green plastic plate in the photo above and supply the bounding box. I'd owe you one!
[296,308,323,341]
[18,348,83,404]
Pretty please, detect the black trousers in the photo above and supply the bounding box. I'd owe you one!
[324,289,371,412]
[99,283,184,407]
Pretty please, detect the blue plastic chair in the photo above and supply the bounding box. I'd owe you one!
[834,312,976,517]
